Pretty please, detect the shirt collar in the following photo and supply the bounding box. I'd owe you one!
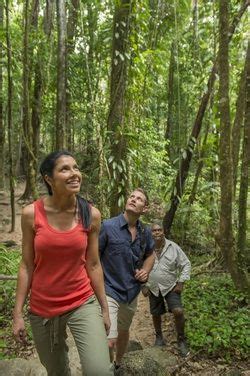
[161,238,171,255]
[118,213,141,229]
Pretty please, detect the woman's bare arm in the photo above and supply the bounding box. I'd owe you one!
[13,204,35,343]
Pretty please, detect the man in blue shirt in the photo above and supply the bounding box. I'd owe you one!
[99,188,155,369]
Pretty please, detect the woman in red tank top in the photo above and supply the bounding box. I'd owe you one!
[13,151,113,375]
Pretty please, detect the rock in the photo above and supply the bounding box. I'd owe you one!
[0,358,46,376]
[0,336,178,376]
[116,347,177,376]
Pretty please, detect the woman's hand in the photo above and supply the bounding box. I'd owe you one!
[13,314,27,344]
[102,308,111,336]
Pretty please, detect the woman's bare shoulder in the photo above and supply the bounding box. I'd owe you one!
[21,203,35,226]
[90,205,101,220]
[90,205,101,231]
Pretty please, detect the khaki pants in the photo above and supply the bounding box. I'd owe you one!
[29,297,113,376]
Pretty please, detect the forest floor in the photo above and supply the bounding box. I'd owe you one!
[0,183,249,375]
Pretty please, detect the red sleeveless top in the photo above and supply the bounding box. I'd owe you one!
[30,199,94,318]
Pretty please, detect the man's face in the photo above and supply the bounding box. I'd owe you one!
[151,224,164,242]
[125,190,148,216]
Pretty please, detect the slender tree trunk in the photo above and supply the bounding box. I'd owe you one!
[5,0,15,231]
[108,0,131,216]
[21,0,38,200]
[218,0,233,266]
[0,4,4,189]
[31,0,41,176]
[232,44,249,194]
[85,1,96,157]
[165,41,175,162]
[56,0,67,149]
[237,40,250,270]
[163,1,249,235]
[31,60,42,174]
[218,0,249,295]
[44,0,55,37]
[192,0,198,59]
[66,0,79,150]
[188,121,210,205]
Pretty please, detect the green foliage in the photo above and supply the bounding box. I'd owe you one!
[0,247,21,360]
[0,245,20,274]
[0,246,20,313]
[183,274,249,360]
[170,176,219,252]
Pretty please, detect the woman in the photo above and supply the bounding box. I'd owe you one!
[13,150,113,375]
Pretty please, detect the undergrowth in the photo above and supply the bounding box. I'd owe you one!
[183,273,249,361]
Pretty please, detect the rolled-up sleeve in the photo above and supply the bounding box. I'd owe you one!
[99,222,108,256]
[177,247,191,282]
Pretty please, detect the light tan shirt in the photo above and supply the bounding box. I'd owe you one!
[147,238,191,297]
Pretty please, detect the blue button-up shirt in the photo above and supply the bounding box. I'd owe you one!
[99,213,155,303]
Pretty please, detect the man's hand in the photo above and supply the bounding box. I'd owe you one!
[135,268,148,283]
[172,282,183,294]
[141,285,150,297]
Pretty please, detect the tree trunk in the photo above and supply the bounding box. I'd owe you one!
[237,40,250,270]
[108,0,131,216]
[192,0,199,59]
[29,0,41,176]
[56,0,67,149]
[218,0,233,265]
[44,0,55,37]
[162,0,249,235]
[85,1,96,156]
[5,0,15,231]
[21,0,38,200]
[218,0,249,295]
[232,44,249,194]
[0,3,5,189]
[188,121,210,206]
[66,0,79,150]
[31,59,42,174]
[165,41,175,162]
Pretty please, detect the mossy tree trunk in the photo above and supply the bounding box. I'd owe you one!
[232,47,248,195]
[218,0,249,296]
[56,0,67,149]
[0,3,4,190]
[107,0,131,216]
[237,41,250,274]
[5,0,15,231]
[21,0,39,200]
[66,0,79,151]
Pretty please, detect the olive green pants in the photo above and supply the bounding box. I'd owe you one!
[29,297,113,376]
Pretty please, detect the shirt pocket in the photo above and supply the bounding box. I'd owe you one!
[108,240,125,255]
[162,255,177,271]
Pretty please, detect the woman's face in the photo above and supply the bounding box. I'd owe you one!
[46,155,82,195]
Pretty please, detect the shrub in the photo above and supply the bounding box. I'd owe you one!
[183,273,249,360]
